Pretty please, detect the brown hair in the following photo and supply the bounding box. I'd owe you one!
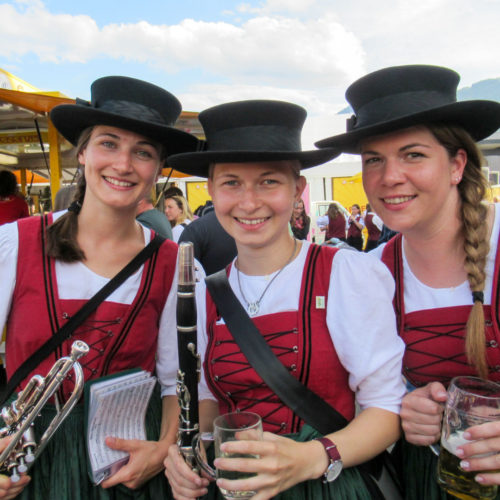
[327,203,341,219]
[428,123,490,378]
[46,127,166,262]
[45,127,93,262]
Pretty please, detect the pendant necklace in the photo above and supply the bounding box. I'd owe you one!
[236,238,297,316]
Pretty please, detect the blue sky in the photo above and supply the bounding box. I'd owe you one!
[1,0,499,148]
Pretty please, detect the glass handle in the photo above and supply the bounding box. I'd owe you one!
[192,432,216,480]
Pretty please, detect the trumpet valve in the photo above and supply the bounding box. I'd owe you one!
[8,463,21,483]
[22,427,36,463]
[14,453,27,474]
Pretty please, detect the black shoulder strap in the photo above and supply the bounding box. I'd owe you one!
[1,234,165,405]
[205,269,348,435]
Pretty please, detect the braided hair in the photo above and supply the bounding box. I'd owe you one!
[428,123,490,378]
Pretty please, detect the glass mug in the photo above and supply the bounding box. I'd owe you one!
[192,411,263,500]
[437,376,500,500]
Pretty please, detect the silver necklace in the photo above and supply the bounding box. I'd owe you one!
[236,238,297,316]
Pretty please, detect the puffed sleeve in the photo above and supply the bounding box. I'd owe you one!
[0,221,19,331]
[327,249,406,414]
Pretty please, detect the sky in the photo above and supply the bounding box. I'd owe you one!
[1,0,500,151]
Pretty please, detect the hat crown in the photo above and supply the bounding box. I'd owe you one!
[88,76,182,127]
[345,65,460,131]
[199,100,306,152]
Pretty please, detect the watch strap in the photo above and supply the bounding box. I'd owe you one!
[316,437,341,462]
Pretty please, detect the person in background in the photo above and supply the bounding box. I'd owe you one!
[321,202,347,243]
[164,99,405,500]
[0,170,29,225]
[164,194,194,243]
[53,184,77,212]
[315,64,500,499]
[179,209,237,275]
[136,193,173,240]
[363,203,383,252]
[346,203,364,250]
[0,75,200,500]
[290,197,310,240]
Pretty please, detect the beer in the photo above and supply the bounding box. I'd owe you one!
[438,432,498,500]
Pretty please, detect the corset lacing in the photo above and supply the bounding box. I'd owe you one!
[404,319,497,387]
[211,326,298,433]
[57,314,122,400]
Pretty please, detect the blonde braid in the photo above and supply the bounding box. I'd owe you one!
[429,124,490,378]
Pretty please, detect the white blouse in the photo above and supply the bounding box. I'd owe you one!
[0,214,212,400]
[371,203,500,312]
[189,241,406,414]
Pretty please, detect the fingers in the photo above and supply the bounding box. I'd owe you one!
[164,444,209,499]
[0,474,30,500]
[400,382,447,445]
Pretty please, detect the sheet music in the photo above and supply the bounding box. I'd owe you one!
[86,371,156,485]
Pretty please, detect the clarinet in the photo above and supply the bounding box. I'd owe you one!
[175,242,201,471]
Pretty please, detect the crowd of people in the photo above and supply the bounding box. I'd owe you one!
[0,63,499,500]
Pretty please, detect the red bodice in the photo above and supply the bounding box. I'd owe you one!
[347,215,362,239]
[326,214,346,240]
[7,214,177,398]
[365,213,381,242]
[382,234,500,387]
[204,244,355,434]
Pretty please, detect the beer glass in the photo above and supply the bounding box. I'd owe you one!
[214,412,263,500]
[437,376,500,500]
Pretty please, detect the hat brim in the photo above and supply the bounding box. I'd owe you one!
[50,105,199,155]
[166,148,340,178]
[315,100,500,153]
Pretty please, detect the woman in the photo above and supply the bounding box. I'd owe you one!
[363,204,383,252]
[164,194,194,242]
[290,198,310,240]
[0,170,29,225]
[316,64,500,499]
[321,202,347,243]
[0,76,200,499]
[164,99,406,500]
[346,204,364,251]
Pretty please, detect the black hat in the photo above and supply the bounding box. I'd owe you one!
[167,100,339,177]
[50,76,199,155]
[315,65,500,153]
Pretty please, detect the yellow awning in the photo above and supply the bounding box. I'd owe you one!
[0,88,75,113]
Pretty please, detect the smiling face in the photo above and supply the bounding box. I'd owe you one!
[207,161,306,251]
[360,126,467,237]
[78,125,161,213]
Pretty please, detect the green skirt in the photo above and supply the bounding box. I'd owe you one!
[401,439,500,500]
[202,424,374,500]
[12,384,172,500]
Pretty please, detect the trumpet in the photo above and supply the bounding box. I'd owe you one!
[0,340,89,482]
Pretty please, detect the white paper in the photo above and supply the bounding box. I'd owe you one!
[86,371,156,485]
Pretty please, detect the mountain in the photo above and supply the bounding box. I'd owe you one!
[338,77,500,114]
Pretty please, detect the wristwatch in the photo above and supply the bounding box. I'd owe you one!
[315,437,343,483]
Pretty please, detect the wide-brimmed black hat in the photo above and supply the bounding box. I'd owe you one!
[315,65,500,153]
[50,76,199,155]
[167,100,339,177]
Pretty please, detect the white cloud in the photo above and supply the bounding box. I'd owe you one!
[0,2,365,90]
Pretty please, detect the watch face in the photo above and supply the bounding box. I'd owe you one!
[325,460,343,482]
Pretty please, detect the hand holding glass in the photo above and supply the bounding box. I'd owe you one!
[192,411,263,500]
[437,376,500,500]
